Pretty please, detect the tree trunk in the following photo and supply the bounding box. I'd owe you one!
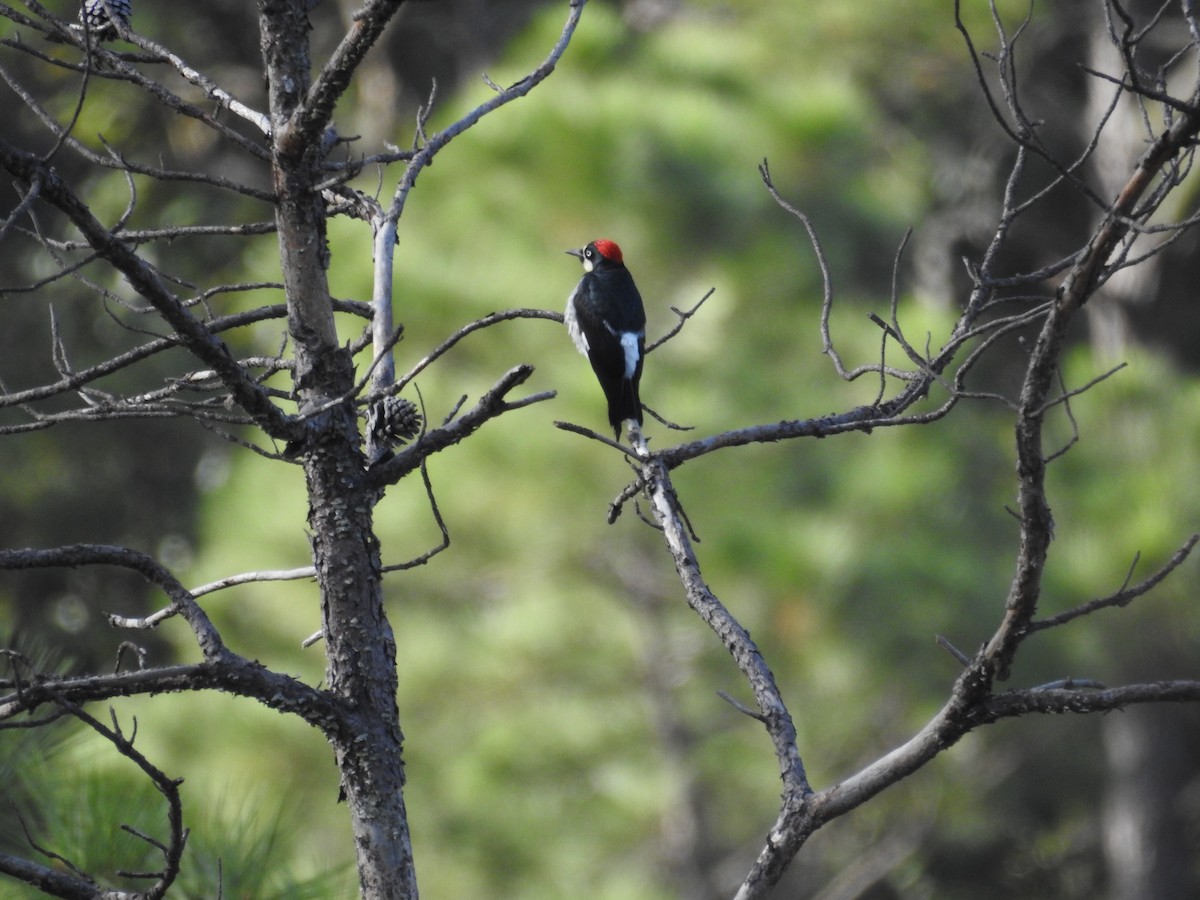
[258,1,416,895]
[1102,705,1199,900]
[308,431,417,898]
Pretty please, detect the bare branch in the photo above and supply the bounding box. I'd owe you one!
[0,661,344,734]
[982,77,1200,679]
[759,160,847,376]
[0,58,274,200]
[553,419,642,458]
[936,634,971,667]
[716,690,767,723]
[0,302,308,411]
[0,168,40,245]
[61,701,186,898]
[977,679,1200,719]
[109,565,318,634]
[396,308,562,392]
[283,0,408,155]
[0,848,99,900]
[380,461,451,572]
[121,30,271,137]
[744,672,1200,900]
[645,287,715,353]
[0,543,227,661]
[385,0,587,227]
[630,431,811,899]
[368,365,554,487]
[1030,534,1200,632]
[192,566,317,599]
[0,141,297,441]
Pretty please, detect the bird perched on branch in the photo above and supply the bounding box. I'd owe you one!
[564,239,646,439]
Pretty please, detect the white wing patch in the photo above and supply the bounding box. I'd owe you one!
[564,289,589,355]
[619,330,642,380]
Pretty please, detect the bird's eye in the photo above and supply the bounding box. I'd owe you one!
[584,248,595,259]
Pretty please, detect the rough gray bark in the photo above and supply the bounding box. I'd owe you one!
[257,2,418,895]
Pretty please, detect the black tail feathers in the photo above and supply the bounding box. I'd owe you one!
[606,377,642,439]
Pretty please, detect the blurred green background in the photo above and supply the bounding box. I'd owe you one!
[2,0,1199,897]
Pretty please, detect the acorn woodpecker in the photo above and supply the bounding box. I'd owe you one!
[564,239,646,439]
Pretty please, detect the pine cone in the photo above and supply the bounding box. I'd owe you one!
[367,396,422,450]
[79,0,131,40]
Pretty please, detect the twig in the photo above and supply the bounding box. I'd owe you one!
[645,287,715,353]
[395,308,561,393]
[935,634,971,667]
[0,544,227,661]
[368,365,554,487]
[0,142,298,442]
[717,690,767,723]
[1030,535,1199,632]
[384,0,587,228]
[554,419,643,458]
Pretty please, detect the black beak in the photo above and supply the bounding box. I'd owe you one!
[565,248,585,260]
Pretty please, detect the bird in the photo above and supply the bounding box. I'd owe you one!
[564,239,646,439]
[77,0,131,41]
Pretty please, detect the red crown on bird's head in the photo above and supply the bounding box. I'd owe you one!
[592,239,623,264]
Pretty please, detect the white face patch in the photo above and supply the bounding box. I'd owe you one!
[582,256,595,273]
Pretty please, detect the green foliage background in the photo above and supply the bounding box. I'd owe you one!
[2,1,1199,897]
